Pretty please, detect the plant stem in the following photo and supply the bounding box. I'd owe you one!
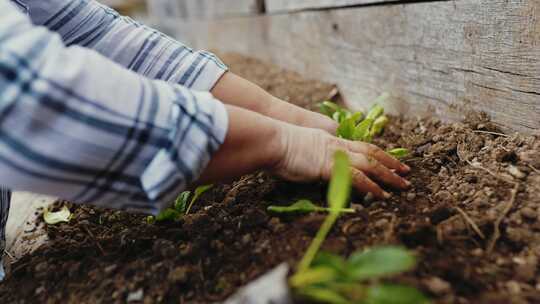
[319,207,355,214]
[297,213,339,273]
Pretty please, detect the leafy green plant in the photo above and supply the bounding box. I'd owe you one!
[289,152,428,304]
[296,151,352,274]
[267,199,355,215]
[146,184,213,223]
[318,95,409,160]
[387,148,410,159]
[185,184,213,214]
[291,247,427,304]
[319,95,386,142]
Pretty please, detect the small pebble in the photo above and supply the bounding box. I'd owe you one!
[471,248,484,256]
[520,207,537,221]
[351,203,364,212]
[126,288,144,302]
[423,277,451,295]
[508,165,526,179]
[168,267,188,283]
[375,218,389,228]
[406,192,416,201]
[506,281,521,294]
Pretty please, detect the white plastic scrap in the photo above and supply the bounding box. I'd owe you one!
[43,206,72,225]
[224,263,292,304]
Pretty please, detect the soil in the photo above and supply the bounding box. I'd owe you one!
[1,53,540,304]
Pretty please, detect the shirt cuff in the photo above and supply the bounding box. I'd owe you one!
[140,88,228,214]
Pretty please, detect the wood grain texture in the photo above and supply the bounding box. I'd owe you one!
[6,193,55,261]
[146,0,262,19]
[158,0,540,134]
[265,0,389,13]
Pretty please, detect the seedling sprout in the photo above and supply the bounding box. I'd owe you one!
[268,199,355,214]
[146,184,213,223]
[288,152,427,303]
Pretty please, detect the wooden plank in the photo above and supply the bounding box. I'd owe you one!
[265,0,388,13]
[5,193,55,261]
[146,0,262,20]
[160,0,540,134]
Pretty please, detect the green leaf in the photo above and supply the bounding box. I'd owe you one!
[268,200,355,214]
[370,115,389,137]
[185,184,213,214]
[328,151,351,211]
[366,104,384,120]
[365,284,430,304]
[312,252,348,273]
[297,287,352,304]
[387,148,410,159]
[146,216,156,224]
[43,206,72,225]
[268,199,319,214]
[290,266,339,288]
[155,208,181,221]
[337,117,356,139]
[174,191,191,213]
[319,101,340,118]
[352,118,374,142]
[348,246,416,280]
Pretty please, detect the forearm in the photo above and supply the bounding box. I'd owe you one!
[211,72,338,133]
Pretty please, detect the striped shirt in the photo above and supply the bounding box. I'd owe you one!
[0,0,229,214]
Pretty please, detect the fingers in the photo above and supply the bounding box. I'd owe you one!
[348,152,410,190]
[348,142,410,174]
[351,168,390,200]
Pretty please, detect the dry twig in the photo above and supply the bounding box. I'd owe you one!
[486,183,520,254]
[473,130,509,137]
[455,207,485,239]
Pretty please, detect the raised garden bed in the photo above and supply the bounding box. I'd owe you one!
[1,54,539,304]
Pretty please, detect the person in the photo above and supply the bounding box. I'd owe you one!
[0,0,411,280]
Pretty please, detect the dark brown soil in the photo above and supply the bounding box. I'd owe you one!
[1,53,540,304]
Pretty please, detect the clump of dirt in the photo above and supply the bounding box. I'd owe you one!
[1,54,540,304]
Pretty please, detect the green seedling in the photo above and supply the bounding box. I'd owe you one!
[185,184,213,214]
[318,95,409,161]
[337,112,364,139]
[291,246,428,304]
[319,101,341,118]
[287,152,427,303]
[295,151,351,274]
[268,199,355,215]
[146,184,213,223]
[366,103,385,120]
[352,118,374,142]
[387,148,410,159]
[370,115,389,137]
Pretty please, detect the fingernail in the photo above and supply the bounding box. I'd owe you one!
[383,191,392,199]
[404,180,412,187]
[402,164,411,171]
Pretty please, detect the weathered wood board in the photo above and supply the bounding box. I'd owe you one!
[159,0,540,134]
[265,0,390,13]
[146,0,262,20]
[5,193,55,261]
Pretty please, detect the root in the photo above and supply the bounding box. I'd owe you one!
[486,183,520,254]
[455,207,485,240]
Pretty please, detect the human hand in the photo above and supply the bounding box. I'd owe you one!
[272,124,411,199]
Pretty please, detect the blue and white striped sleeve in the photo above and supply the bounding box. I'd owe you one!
[19,0,228,91]
[0,1,228,214]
